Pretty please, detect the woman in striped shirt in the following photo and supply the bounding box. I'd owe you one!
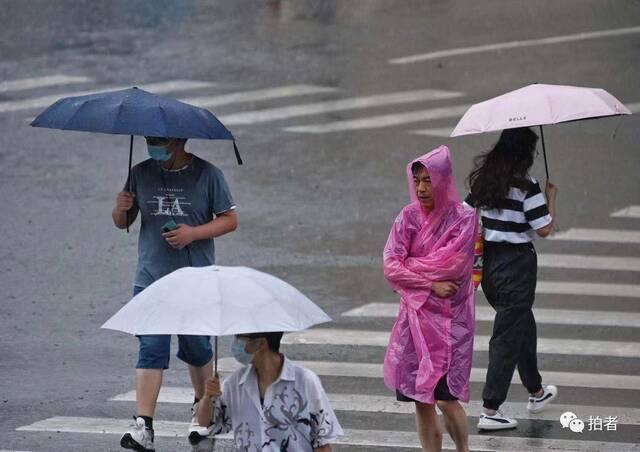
[465,127,559,431]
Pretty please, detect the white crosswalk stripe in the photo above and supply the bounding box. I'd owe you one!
[110,386,640,425]
[218,89,464,125]
[389,26,640,64]
[526,281,639,298]
[537,253,640,271]
[342,302,640,328]
[213,358,639,390]
[0,75,92,93]
[626,102,640,113]
[611,206,640,218]
[409,127,454,137]
[182,84,337,109]
[283,104,471,133]
[282,328,640,358]
[0,80,215,114]
[16,417,639,452]
[548,228,640,244]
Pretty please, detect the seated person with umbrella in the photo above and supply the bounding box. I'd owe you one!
[194,331,343,451]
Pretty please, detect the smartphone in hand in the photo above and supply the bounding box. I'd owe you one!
[162,220,178,233]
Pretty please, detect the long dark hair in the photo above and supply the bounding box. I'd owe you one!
[467,127,538,209]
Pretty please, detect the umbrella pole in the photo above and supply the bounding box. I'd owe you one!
[539,125,550,182]
[214,336,218,377]
[126,135,133,233]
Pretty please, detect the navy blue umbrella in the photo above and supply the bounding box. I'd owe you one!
[31,87,242,231]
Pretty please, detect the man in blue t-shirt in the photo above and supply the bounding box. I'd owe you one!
[112,136,238,452]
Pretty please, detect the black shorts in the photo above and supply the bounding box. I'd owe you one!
[396,375,458,402]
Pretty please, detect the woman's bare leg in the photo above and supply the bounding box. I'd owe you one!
[415,402,442,452]
[437,400,470,452]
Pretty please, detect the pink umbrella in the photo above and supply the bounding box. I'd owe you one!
[450,83,632,178]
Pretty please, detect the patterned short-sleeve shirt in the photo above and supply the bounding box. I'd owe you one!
[209,357,343,451]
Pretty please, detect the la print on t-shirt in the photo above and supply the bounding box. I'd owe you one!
[127,155,235,289]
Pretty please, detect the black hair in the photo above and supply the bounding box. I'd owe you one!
[411,161,425,175]
[245,331,284,353]
[467,127,538,209]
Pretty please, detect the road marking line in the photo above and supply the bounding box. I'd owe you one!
[0,75,92,93]
[409,127,454,137]
[627,102,640,113]
[612,206,640,219]
[389,26,640,64]
[283,104,471,133]
[16,417,640,451]
[282,329,640,358]
[532,281,640,298]
[182,85,336,109]
[0,80,215,114]
[217,89,464,125]
[214,358,640,390]
[537,253,640,271]
[548,228,640,244]
[110,387,640,425]
[342,302,640,328]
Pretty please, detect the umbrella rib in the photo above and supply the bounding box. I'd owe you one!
[158,103,169,138]
[60,97,102,131]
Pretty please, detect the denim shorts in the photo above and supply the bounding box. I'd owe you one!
[133,286,213,369]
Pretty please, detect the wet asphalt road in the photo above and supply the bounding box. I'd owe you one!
[0,1,639,451]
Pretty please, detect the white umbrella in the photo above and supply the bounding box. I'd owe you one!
[450,83,632,179]
[102,265,332,372]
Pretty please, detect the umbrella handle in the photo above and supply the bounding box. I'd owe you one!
[539,125,550,182]
[233,141,243,165]
[214,336,218,377]
[126,135,134,233]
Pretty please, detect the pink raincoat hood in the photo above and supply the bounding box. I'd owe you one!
[383,145,477,404]
[406,145,461,209]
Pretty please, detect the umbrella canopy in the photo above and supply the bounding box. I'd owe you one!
[450,84,631,179]
[30,87,242,232]
[101,265,332,336]
[450,84,631,137]
[31,87,235,141]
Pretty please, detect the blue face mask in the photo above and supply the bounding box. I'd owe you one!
[232,338,254,365]
[147,145,172,162]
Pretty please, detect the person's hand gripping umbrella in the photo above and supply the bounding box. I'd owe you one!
[30,86,242,232]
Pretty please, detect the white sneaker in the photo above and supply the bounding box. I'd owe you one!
[120,417,155,452]
[527,385,558,413]
[477,411,518,431]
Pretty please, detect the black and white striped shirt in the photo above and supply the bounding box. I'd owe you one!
[465,176,552,243]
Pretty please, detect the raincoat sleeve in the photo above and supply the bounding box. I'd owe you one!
[209,380,232,435]
[404,208,476,283]
[383,210,433,295]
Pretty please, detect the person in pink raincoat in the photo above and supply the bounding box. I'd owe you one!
[383,145,476,452]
